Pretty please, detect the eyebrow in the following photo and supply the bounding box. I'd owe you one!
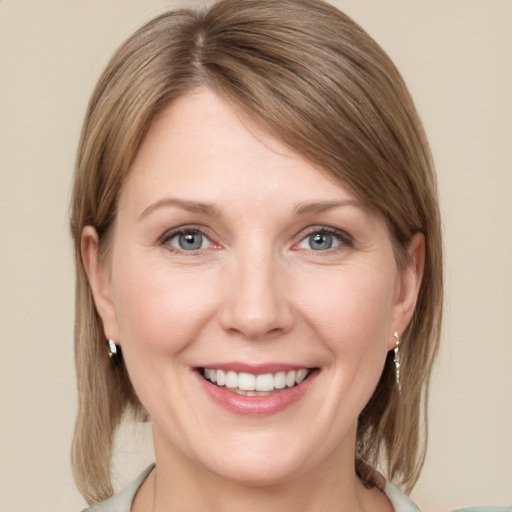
[293,199,365,216]
[138,197,221,221]
[138,197,364,222]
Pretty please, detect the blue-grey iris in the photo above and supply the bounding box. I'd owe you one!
[309,232,333,250]
[179,232,203,250]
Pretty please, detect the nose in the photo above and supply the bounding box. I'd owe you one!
[218,248,294,340]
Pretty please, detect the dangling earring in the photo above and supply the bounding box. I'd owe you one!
[107,339,118,358]
[393,331,401,392]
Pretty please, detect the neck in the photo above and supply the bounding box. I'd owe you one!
[152,462,365,512]
[138,430,391,512]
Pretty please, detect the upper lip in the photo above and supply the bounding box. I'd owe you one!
[195,362,314,375]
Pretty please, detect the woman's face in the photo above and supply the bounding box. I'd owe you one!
[84,88,422,486]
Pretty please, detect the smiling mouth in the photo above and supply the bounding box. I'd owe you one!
[199,368,315,396]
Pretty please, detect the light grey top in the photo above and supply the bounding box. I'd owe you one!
[82,465,154,512]
[82,465,511,512]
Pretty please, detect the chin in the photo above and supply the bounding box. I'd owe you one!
[206,456,306,488]
[190,431,320,488]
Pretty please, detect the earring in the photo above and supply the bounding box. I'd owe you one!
[393,331,401,392]
[107,339,118,358]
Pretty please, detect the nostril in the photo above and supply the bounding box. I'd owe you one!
[217,268,294,339]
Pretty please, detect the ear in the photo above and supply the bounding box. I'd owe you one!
[388,233,425,350]
[81,226,119,342]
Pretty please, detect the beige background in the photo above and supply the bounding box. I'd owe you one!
[0,1,511,511]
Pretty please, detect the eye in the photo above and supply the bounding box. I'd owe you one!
[296,229,350,251]
[303,232,338,251]
[165,229,213,251]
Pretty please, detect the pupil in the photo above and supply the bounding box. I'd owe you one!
[179,232,202,250]
[310,232,332,250]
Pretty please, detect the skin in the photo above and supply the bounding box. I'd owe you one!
[82,88,424,512]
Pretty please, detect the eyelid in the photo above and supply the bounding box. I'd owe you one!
[160,225,218,252]
[293,226,354,250]
[158,224,353,253]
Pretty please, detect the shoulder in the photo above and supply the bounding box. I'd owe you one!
[81,465,155,512]
[453,507,512,512]
[384,481,422,512]
[384,482,511,512]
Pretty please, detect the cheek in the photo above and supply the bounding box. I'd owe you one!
[299,265,395,363]
[111,252,218,356]
[286,264,397,439]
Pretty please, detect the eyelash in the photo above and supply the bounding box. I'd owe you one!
[295,226,354,252]
[160,225,353,254]
[160,226,216,254]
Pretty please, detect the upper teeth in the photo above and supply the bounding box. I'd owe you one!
[203,368,310,392]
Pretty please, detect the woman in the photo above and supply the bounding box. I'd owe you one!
[70,0,457,510]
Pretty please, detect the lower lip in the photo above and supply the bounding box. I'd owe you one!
[195,370,317,417]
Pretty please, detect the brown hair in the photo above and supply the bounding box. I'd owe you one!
[70,0,442,504]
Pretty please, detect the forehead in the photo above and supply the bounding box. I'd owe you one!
[121,88,359,213]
